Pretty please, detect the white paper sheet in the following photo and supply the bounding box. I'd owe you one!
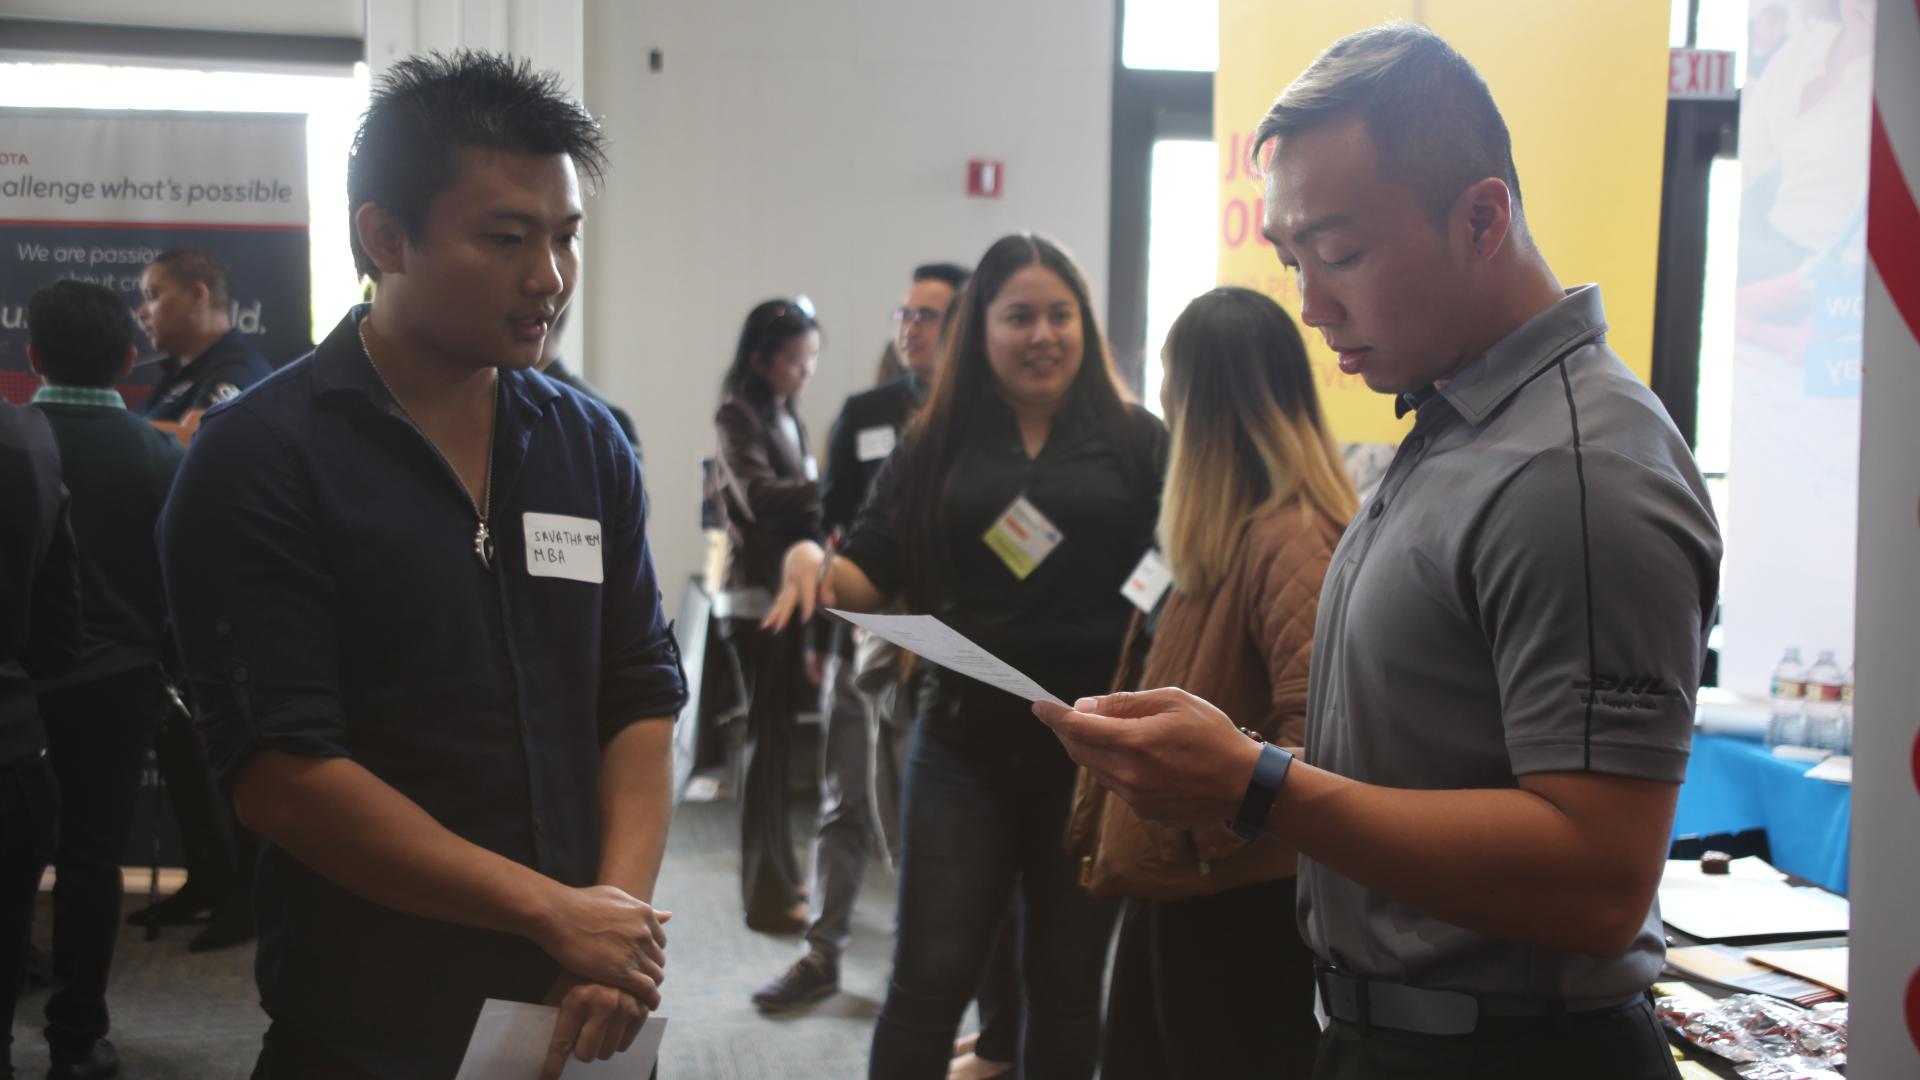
[1803,755,1852,785]
[454,999,666,1079]
[827,609,1067,706]
[1658,857,1850,941]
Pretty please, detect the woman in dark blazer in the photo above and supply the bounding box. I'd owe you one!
[710,299,823,931]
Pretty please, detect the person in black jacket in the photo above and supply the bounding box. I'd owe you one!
[752,262,967,1012]
[133,248,271,428]
[26,280,187,1079]
[708,299,823,932]
[0,399,82,1080]
[123,248,264,953]
[766,234,1167,1079]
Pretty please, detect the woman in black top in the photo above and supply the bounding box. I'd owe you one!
[710,299,822,932]
[765,234,1166,1079]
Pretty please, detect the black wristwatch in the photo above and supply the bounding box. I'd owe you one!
[1229,736,1294,841]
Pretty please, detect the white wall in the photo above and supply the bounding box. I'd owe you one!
[366,0,591,370]
[580,0,1115,598]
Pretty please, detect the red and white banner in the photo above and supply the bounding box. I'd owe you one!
[1851,0,1920,1070]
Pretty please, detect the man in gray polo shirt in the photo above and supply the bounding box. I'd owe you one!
[1038,23,1720,1079]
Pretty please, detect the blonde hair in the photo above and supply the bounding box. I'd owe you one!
[1159,288,1356,594]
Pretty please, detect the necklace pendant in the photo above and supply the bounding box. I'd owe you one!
[474,521,494,570]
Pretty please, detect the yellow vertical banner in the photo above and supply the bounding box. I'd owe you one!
[1216,1,1671,445]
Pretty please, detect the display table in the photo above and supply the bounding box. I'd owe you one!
[1672,733,1851,894]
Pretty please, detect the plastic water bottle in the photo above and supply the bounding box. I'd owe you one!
[1766,647,1807,749]
[1803,650,1845,751]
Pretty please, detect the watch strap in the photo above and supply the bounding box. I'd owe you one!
[1229,742,1293,840]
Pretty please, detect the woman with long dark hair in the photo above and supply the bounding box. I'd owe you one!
[710,298,822,932]
[1066,287,1354,1078]
[765,234,1166,1079]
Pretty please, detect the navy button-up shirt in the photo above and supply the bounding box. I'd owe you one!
[159,306,688,1077]
[137,327,273,422]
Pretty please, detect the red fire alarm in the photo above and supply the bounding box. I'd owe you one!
[968,159,1004,199]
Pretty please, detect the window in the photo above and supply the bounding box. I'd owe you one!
[1140,139,1217,416]
[1108,1,1212,394]
[1121,0,1217,72]
[1672,0,1752,86]
[1696,156,1741,535]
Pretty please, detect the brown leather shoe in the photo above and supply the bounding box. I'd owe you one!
[744,899,808,934]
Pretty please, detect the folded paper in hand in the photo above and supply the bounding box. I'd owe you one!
[454,999,666,1079]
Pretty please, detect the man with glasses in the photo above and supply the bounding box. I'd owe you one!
[752,262,967,1011]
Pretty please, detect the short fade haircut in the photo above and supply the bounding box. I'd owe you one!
[348,50,609,281]
[29,279,137,388]
[150,247,233,309]
[1252,23,1523,231]
[912,262,971,293]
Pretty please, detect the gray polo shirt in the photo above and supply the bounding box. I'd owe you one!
[1296,285,1722,1002]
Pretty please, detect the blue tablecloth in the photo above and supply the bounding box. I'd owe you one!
[1672,733,1851,894]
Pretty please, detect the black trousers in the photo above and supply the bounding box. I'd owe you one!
[252,1021,663,1080]
[1,752,60,1070]
[38,667,163,1051]
[726,620,804,921]
[251,1023,382,1080]
[1312,996,1682,1080]
[152,683,231,898]
[971,907,1019,1062]
[1102,877,1320,1080]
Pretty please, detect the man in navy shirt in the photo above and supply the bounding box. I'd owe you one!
[134,248,272,428]
[160,53,686,1080]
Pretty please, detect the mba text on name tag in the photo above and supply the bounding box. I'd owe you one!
[523,512,603,584]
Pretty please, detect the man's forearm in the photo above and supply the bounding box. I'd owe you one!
[1265,763,1676,956]
[234,751,561,941]
[596,718,676,902]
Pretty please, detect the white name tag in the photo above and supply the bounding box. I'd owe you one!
[982,494,1064,580]
[856,425,897,463]
[522,512,603,584]
[803,455,820,482]
[1120,548,1173,614]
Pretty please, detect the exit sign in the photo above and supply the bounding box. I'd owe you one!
[1670,47,1736,100]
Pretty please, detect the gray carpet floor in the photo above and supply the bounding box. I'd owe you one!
[9,797,903,1078]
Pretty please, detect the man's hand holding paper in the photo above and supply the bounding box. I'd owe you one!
[1033,689,1262,832]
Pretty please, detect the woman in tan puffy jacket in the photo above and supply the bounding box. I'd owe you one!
[1067,286,1355,1079]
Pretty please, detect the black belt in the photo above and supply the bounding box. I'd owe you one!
[1315,965,1644,1037]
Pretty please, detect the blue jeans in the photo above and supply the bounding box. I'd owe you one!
[868,724,1116,1079]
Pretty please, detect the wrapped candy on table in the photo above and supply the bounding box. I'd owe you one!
[1655,993,1847,1077]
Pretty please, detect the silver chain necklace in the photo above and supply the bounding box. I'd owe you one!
[357,318,497,570]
